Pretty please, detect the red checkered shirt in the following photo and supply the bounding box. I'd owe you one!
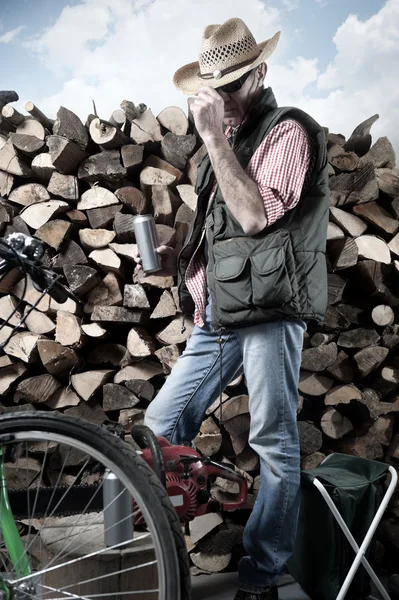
[185,118,314,328]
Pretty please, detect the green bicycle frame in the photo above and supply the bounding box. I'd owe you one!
[0,446,32,583]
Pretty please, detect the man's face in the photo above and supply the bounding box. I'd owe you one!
[217,65,265,128]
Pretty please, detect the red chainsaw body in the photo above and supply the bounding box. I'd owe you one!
[134,437,248,524]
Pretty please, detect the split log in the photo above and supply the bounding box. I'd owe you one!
[175,203,195,248]
[353,202,398,236]
[0,139,32,177]
[338,327,380,349]
[124,379,154,402]
[330,163,379,207]
[35,220,73,250]
[373,366,399,397]
[161,133,197,169]
[301,343,338,372]
[129,109,163,143]
[89,117,132,149]
[16,374,60,404]
[330,152,360,172]
[364,136,396,169]
[338,431,384,460]
[301,452,326,470]
[325,383,362,406]
[321,408,353,439]
[47,172,80,201]
[0,170,14,196]
[4,332,40,363]
[327,237,358,270]
[55,311,83,348]
[145,155,184,183]
[126,327,156,358]
[86,204,123,229]
[0,362,28,395]
[113,212,135,243]
[0,116,15,134]
[31,153,55,183]
[12,276,50,312]
[353,346,389,378]
[9,133,45,157]
[152,185,181,226]
[46,387,80,409]
[47,135,88,175]
[71,369,114,401]
[156,224,176,247]
[329,206,367,237]
[109,109,126,129]
[298,371,334,396]
[79,228,116,250]
[63,265,101,295]
[37,339,80,377]
[109,243,137,262]
[0,294,23,327]
[376,168,399,198]
[24,307,55,335]
[78,150,127,185]
[80,323,108,338]
[16,118,45,140]
[371,305,395,327]
[155,344,180,373]
[51,239,88,269]
[8,183,50,207]
[223,415,250,454]
[24,102,54,130]
[176,184,198,212]
[327,273,347,305]
[354,235,392,268]
[150,290,176,318]
[120,146,144,175]
[114,361,163,384]
[235,447,259,472]
[0,91,18,110]
[1,104,24,126]
[88,344,128,367]
[297,421,323,454]
[344,114,379,156]
[49,295,80,316]
[140,167,176,200]
[157,106,188,135]
[53,106,88,151]
[120,99,146,123]
[123,284,150,309]
[156,316,194,345]
[84,272,123,313]
[89,248,122,275]
[77,186,119,210]
[103,384,140,412]
[91,306,147,325]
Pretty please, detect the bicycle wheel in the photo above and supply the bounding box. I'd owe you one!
[0,411,191,600]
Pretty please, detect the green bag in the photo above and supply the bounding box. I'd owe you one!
[288,453,389,600]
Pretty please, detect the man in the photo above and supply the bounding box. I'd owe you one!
[136,17,329,600]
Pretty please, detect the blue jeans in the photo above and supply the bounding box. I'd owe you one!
[145,302,306,593]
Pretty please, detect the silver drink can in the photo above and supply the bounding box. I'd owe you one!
[103,469,134,547]
[133,215,162,273]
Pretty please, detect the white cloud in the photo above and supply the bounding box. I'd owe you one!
[0,25,25,44]
[281,0,299,11]
[27,0,283,120]
[26,0,399,158]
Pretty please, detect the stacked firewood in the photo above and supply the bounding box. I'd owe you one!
[1,89,399,572]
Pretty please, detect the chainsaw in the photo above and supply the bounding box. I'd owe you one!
[6,423,248,522]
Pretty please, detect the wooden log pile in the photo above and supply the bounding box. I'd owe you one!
[1,90,399,573]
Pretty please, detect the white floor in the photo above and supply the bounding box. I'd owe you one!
[191,573,311,600]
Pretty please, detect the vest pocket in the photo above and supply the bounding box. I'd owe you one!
[213,232,295,313]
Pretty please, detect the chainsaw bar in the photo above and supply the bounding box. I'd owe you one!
[7,484,104,519]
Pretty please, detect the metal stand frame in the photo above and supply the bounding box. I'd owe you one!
[313,465,397,600]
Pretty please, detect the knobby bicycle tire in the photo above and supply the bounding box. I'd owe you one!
[0,411,191,600]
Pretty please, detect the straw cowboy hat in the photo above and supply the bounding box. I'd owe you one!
[173,18,280,95]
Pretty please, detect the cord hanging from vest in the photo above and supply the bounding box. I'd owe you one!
[216,332,225,425]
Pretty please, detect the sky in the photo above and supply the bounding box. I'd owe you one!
[0,0,398,157]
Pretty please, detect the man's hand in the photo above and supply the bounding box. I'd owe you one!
[133,245,178,277]
[190,87,225,143]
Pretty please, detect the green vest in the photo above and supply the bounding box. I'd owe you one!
[177,87,330,329]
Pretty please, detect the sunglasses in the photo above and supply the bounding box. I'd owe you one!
[217,69,254,94]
